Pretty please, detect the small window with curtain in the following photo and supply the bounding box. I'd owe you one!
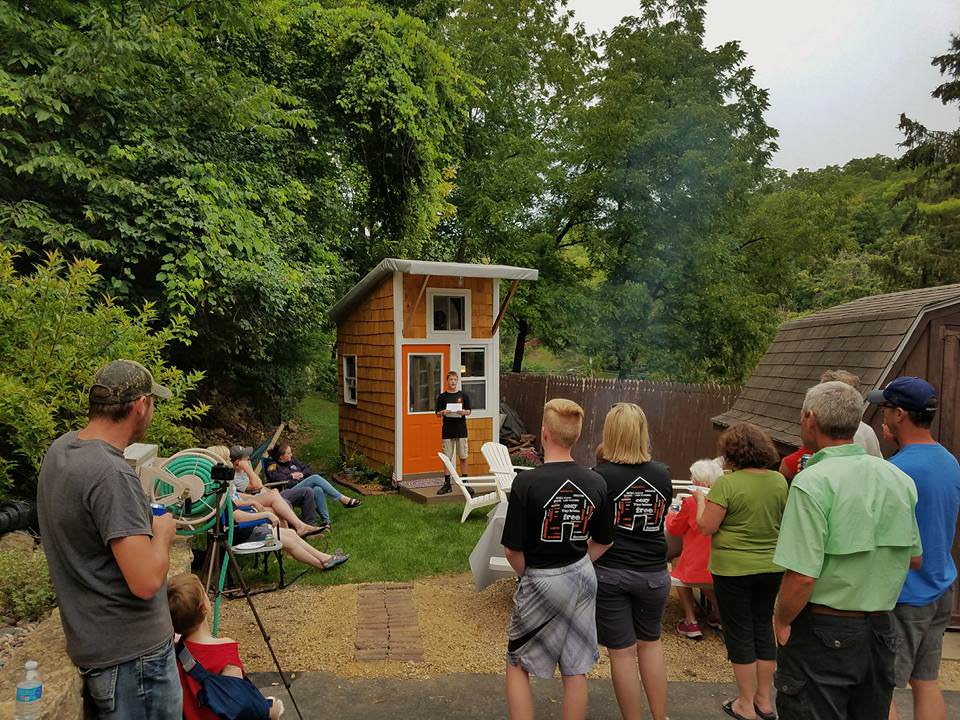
[459,347,486,411]
[343,355,357,405]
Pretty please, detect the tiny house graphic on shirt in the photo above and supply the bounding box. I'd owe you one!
[614,476,667,532]
[540,480,596,542]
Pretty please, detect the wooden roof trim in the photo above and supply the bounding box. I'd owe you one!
[329,258,539,323]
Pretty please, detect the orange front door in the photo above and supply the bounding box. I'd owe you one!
[402,344,450,474]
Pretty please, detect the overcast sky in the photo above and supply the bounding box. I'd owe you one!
[564,0,960,171]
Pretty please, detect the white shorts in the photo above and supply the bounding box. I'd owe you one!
[442,437,469,461]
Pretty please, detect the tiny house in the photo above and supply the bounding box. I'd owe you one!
[329,259,538,480]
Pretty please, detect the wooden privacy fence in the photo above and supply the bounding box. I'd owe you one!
[500,373,742,476]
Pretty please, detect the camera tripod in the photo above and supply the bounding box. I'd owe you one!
[200,465,304,720]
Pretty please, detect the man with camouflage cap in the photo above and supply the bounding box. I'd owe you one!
[38,360,181,719]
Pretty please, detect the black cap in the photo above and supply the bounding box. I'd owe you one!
[229,445,252,461]
[89,360,171,404]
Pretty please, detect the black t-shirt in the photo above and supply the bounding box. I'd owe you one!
[593,460,672,571]
[500,461,614,569]
[436,391,471,439]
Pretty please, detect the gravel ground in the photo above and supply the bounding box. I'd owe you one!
[217,572,960,688]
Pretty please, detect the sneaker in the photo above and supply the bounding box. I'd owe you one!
[676,620,703,639]
[706,616,723,632]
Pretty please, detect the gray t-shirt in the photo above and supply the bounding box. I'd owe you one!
[37,431,173,668]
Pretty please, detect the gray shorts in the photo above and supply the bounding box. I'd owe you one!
[596,566,671,647]
[893,587,955,686]
[506,554,599,678]
[442,437,468,460]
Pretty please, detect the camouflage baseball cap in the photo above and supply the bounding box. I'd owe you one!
[89,359,172,404]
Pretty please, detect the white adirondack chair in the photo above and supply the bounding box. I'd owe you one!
[481,441,533,494]
[437,453,503,522]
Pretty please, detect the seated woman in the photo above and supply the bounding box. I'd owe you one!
[206,446,322,538]
[265,444,361,530]
[231,505,348,572]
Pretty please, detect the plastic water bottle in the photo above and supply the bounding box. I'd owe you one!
[14,660,43,720]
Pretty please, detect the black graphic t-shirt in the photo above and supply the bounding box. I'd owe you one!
[501,461,614,569]
[593,461,672,572]
[436,391,471,439]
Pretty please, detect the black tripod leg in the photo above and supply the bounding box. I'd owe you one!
[224,543,304,720]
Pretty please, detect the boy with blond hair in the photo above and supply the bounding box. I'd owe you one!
[500,399,614,720]
[167,573,283,720]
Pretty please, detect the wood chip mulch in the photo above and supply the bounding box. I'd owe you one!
[215,572,960,688]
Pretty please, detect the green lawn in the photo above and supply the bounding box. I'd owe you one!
[236,394,488,587]
[292,395,341,472]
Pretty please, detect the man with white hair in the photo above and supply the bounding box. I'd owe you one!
[771,381,922,720]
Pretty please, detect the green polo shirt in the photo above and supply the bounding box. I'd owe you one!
[707,469,788,576]
[773,443,921,612]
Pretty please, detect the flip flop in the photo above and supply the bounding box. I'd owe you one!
[299,525,327,539]
[343,497,362,508]
[722,700,753,720]
[323,553,349,570]
[754,704,776,720]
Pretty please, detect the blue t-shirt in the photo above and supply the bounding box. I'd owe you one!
[890,443,960,606]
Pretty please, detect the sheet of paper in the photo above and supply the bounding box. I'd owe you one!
[446,402,463,413]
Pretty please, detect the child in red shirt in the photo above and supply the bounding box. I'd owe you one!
[167,573,283,720]
[666,459,724,640]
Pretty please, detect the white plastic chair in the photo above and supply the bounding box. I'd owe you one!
[481,441,533,494]
[437,453,503,522]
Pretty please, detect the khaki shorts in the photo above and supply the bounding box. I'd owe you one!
[442,437,469,460]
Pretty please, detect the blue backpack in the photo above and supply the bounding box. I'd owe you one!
[176,640,271,720]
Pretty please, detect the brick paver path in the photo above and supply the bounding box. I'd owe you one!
[355,583,424,662]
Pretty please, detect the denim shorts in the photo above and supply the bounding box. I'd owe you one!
[80,639,181,720]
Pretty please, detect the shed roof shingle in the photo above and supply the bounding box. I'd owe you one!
[712,283,960,448]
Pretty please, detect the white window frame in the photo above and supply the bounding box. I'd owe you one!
[427,289,471,338]
[454,343,493,418]
[407,352,445,415]
[343,354,358,405]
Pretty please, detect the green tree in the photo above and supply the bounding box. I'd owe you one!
[0,246,204,498]
[888,33,960,287]
[565,1,777,380]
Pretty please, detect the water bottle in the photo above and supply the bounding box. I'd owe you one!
[14,660,43,720]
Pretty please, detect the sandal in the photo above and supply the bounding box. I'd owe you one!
[343,497,362,508]
[722,700,754,720]
[322,552,349,570]
[299,525,326,539]
[754,704,776,720]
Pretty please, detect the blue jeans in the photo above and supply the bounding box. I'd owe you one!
[80,639,181,719]
[292,474,342,523]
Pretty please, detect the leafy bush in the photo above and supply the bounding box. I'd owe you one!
[0,246,205,499]
[0,548,56,621]
[338,452,394,490]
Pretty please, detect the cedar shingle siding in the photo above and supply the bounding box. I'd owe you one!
[337,276,395,467]
[713,284,960,449]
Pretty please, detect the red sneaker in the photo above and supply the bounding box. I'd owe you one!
[676,620,703,639]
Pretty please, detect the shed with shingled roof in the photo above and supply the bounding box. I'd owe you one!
[712,283,960,455]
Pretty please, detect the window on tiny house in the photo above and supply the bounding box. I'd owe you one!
[459,347,486,411]
[343,355,358,405]
[430,294,467,332]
